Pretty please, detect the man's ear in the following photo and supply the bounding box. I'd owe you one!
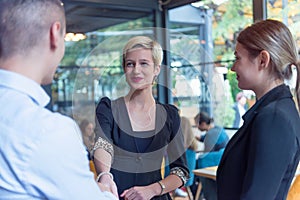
[50,21,62,50]
[258,50,270,70]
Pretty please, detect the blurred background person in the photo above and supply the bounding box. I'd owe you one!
[173,114,199,198]
[232,91,248,128]
[194,111,229,200]
[79,119,96,159]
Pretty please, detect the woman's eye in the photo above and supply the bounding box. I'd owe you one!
[126,62,134,67]
[141,62,149,67]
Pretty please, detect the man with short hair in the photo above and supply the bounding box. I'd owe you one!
[0,1,117,199]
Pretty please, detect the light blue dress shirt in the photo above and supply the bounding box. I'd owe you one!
[0,69,116,200]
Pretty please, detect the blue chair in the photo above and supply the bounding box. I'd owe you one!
[195,148,225,200]
[186,149,197,186]
[164,149,196,199]
[185,149,196,200]
[197,148,224,169]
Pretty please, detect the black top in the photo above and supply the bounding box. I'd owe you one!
[95,97,188,200]
[217,84,300,200]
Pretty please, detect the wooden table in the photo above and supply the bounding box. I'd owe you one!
[193,165,300,200]
[193,166,217,200]
[193,166,217,180]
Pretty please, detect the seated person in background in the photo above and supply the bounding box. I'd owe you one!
[79,119,96,158]
[181,116,199,184]
[173,115,199,198]
[194,111,229,200]
[195,112,229,159]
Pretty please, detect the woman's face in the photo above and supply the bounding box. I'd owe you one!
[124,48,160,90]
[84,123,94,137]
[231,42,261,91]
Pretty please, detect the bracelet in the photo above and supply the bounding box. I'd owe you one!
[96,172,114,182]
[157,181,165,196]
[170,167,188,186]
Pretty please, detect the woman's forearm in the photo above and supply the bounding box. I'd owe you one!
[155,174,183,196]
[93,148,112,174]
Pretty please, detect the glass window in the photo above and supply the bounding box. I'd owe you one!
[169,0,253,129]
[267,0,300,46]
[267,0,299,96]
[53,16,155,122]
[53,1,257,131]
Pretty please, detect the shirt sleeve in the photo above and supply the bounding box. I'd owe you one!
[26,114,116,200]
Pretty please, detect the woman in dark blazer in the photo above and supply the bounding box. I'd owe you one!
[217,19,300,200]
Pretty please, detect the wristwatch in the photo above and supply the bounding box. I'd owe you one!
[157,181,166,195]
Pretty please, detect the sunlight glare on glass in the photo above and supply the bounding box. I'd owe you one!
[64,33,87,42]
[212,0,228,5]
[192,0,228,7]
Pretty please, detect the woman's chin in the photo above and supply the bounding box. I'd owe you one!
[130,83,152,91]
[237,83,248,90]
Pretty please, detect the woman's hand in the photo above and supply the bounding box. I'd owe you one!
[120,185,158,200]
[98,174,119,198]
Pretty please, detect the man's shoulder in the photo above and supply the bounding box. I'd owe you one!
[39,110,79,134]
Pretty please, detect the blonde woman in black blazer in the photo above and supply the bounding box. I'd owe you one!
[93,36,189,200]
[217,19,300,200]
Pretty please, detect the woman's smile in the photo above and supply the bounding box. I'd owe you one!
[131,76,143,83]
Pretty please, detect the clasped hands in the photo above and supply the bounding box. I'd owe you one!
[120,185,157,200]
[98,174,119,199]
[99,175,158,200]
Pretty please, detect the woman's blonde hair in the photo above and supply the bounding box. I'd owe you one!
[122,36,163,68]
[237,19,300,109]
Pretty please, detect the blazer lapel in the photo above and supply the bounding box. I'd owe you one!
[219,84,291,167]
[219,111,257,166]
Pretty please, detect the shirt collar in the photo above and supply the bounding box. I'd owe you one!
[0,69,50,107]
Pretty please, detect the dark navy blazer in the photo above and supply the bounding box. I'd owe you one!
[217,84,300,200]
[95,97,188,200]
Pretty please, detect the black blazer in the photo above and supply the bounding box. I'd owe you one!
[95,97,188,200]
[217,84,300,200]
